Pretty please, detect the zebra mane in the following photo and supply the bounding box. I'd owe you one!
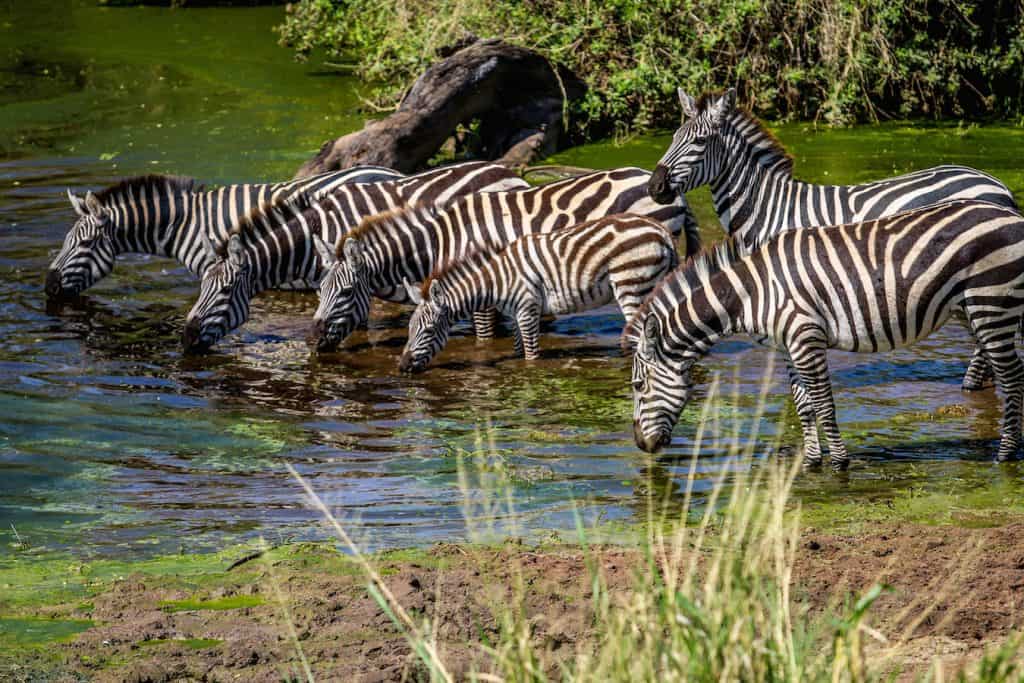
[420,242,498,299]
[223,191,314,256]
[729,108,793,174]
[621,235,751,354]
[94,174,201,205]
[336,202,437,258]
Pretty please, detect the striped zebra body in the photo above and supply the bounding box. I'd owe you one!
[311,168,698,351]
[627,200,1024,468]
[398,214,678,372]
[648,88,1020,391]
[181,162,526,352]
[46,166,402,300]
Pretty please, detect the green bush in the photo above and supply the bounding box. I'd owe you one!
[277,0,1024,134]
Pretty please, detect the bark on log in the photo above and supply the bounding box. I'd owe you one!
[294,38,585,178]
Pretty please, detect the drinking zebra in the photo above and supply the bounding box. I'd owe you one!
[398,214,678,372]
[46,165,402,301]
[181,162,526,352]
[647,88,1021,391]
[626,200,1024,468]
[311,168,698,352]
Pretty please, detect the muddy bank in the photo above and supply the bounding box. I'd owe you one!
[2,521,1022,681]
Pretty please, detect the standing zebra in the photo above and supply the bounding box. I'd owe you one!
[311,168,698,351]
[398,214,678,372]
[181,162,526,352]
[626,200,1024,468]
[647,88,1020,390]
[46,166,403,301]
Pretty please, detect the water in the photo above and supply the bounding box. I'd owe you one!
[2,1,1023,560]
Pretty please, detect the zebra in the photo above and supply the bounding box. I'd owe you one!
[181,162,527,352]
[625,199,1024,468]
[647,88,1021,391]
[46,165,403,301]
[310,167,699,352]
[398,213,678,372]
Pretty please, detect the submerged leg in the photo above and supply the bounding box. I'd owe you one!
[968,310,1024,461]
[962,347,996,391]
[514,304,542,360]
[784,356,822,467]
[787,335,848,470]
[472,309,497,340]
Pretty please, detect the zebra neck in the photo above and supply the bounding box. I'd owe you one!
[710,117,810,242]
[106,188,187,261]
[444,260,506,320]
[248,226,321,294]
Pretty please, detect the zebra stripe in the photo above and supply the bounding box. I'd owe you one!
[627,199,1024,468]
[312,167,699,351]
[46,165,402,300]
[398,213,678,372]
[181,162,526,352]
[649,88,1020,391]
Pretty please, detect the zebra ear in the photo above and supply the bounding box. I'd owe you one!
[226,234,245,267]
[677,89,698,120]
[642,314,660,350]
[428,278,445,304]
[199,231,219,264]
[68,189,88,217]
[84,191,104,216]
[342,238,365,269]
[709,88,737,126]
[404,278,423,305]
[312,234,337,266]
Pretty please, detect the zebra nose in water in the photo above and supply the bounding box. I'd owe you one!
[45,269,63,299]
[648,165,674,205]
[181,319,203,353]
[398,353,422,374]
[633,421,669,453]
[307,318,326,349]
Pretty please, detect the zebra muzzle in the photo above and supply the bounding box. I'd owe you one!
[307,318,338,353]
[45,269,64,299]
[633,421,670,453]
[181,320,208,354]
[648,165,675,205]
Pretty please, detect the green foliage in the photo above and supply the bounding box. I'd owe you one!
[277,0,1024,133]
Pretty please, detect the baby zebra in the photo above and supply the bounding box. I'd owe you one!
[398,214,677,372]
[626,199,1024,468]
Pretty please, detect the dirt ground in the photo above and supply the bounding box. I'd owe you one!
[4,522,1023,682]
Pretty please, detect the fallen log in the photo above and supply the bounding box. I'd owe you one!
[295,37,585,178]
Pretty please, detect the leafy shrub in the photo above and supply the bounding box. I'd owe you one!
[277,0,1024,133]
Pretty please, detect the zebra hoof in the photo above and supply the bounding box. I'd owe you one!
[961,380,992,392]
[829,459,850,472]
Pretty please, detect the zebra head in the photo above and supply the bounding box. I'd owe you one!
[47,190,117,300]
[649,88,736,204]
[309,237,372,352]
[182,234,253,353]
[630,312,695,453]
[399,278,452,373]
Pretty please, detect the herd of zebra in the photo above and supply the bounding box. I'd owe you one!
[46,89,1024,470]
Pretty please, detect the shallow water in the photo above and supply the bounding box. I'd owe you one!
[2,1,1023,560]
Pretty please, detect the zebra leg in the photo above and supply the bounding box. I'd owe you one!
[787,338,849,471]
[472,309,497,340]
[514,304,542,360]
[784,356,823,467]
[968,314,1024,461]
[962,344,996,391]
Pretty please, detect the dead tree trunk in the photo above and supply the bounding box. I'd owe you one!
[294,38,584,178]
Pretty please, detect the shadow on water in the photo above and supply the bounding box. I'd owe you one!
[1,1,1023,560]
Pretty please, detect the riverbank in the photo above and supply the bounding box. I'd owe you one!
[4,507,1023,681]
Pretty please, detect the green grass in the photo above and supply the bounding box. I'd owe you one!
[136,637,222,650]
[0,616,94,649]
[158,595,265,612]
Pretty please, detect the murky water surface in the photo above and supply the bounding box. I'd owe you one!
[2,1,1023,559]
